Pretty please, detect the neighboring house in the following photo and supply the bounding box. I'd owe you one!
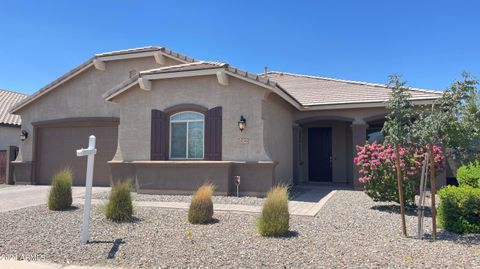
[0,89,27,150]
[9,46,443,195]
[0,89,27,184]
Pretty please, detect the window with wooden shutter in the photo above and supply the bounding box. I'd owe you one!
[151,109,167,160]
[204,106,222,160]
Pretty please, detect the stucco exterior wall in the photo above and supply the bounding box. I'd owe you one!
[14,56,181,162]
[113,75,271,162]
[0,126,20,150]
[262,93,294,184]
[295,107,387,123]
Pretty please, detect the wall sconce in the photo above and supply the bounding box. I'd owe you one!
[20,130,28,141]
[238,115,246,132]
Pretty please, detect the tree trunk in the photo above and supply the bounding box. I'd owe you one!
[429,144,437,240]
[395,144,407,236]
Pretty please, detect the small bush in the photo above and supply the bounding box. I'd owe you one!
[188,183,215,224]
[457,160,480,188]
[257,186,290,236]
[105,180,134,222]
[48,168,73,210]
[438,185,480,234]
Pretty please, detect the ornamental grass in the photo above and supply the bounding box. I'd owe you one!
[188,183,215,224]
[257,185,290,236]
[48,168,73,210]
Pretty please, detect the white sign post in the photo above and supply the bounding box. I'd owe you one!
[76,135,97,244]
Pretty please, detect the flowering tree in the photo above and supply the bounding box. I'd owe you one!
[354,143,445,207]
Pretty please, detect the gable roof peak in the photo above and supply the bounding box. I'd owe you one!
[10,45,198,114]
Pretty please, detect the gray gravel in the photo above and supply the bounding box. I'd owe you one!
[91,192,267,206]
[1,190,479,268]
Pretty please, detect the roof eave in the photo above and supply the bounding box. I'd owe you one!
[0,122,21,128]
[9,59,95,114]
[104,66,303,110]
[300,97,439,111]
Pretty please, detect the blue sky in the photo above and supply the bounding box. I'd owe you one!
[1,0,479,94]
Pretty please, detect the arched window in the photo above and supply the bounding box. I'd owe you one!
[169,111,205,159]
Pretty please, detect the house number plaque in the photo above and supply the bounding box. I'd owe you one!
[238,137,249,144]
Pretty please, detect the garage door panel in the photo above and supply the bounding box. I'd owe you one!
[36,124,118,186]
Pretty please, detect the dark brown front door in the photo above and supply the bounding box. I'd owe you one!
[0,150,6,184]
[308,127,332,182]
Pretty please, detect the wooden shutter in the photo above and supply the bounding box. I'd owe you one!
[204,106,222,160]
[151,109,167,160]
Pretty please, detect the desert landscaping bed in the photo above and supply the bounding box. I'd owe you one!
[1,190,479,268]
[91,191,269,206]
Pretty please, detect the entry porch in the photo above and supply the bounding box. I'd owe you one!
[292,115,385,188]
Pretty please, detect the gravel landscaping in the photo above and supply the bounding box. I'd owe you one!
[91,192,267,206]
[1,190,479,268]
[90,186,308,206]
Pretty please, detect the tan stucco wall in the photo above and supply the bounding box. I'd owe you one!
[295,107,387,124]
[262,93,294,184]
[0,126,20,150]
[15,56,181,162]
[113,75,272,162]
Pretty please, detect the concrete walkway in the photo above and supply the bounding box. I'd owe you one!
[0,184,339,216]
[0,185,110,212]
[74,187,337,217]
[0,260,125,269]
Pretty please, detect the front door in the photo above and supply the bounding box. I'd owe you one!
[308,127,332,182]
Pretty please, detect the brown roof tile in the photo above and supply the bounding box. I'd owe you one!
[141,61,225,75]
[266,72,442,107]
[0,89,27,126]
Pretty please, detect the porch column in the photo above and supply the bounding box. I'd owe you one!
[292,125,300,184]
[351,119,368,189]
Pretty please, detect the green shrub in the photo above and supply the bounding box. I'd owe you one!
[48,168,73,210]
[457,160,480,188]
[438,185,480,234]
[257,186,290,236]
[188,183,215,224]
[105,180,134,222]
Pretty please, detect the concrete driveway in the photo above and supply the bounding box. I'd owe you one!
[0,185,110,212]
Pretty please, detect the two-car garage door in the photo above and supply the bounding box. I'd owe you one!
[35,119,118,186]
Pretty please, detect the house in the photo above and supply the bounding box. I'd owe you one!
[9,46,443,195]
[0,89,27,183]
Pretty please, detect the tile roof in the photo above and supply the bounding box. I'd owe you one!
[0,89,27,126]
[95,46,196,63]
[266,72,443,107]
[8,45,445,114]
[141,61,226,75]
[103,62,293,103]
[104,61,442,110]
[10,46,196,113]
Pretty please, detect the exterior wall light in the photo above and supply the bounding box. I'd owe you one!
[20,130,28,141]
[238,115,246,132]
